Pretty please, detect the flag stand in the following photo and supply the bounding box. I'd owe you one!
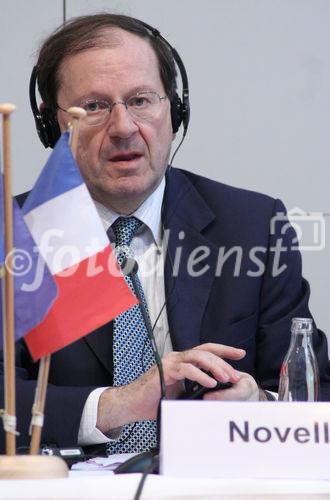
[0,104,67,479]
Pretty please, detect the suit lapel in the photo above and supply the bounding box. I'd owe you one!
[163,169,219,351]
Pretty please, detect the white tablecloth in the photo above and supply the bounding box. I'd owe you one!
[0,472,330,499]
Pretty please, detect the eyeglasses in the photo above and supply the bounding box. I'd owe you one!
[57,91,167,126]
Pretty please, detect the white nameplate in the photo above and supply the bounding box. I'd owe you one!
[160,401,330,479]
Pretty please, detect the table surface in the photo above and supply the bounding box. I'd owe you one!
[0,472,330,500]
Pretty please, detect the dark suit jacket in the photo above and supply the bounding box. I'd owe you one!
[1,167,330,453]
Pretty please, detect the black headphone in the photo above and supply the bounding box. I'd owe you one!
[29,19,190,149]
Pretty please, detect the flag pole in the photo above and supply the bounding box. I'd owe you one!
[67,106,87,157]
[29,355,50,454]
[0,104,67,478]
[0,103,17,455]
[29,107,86,455]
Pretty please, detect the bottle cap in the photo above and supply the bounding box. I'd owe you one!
[291,317,313,334]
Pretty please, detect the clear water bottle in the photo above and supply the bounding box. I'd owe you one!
[278,318,320,401]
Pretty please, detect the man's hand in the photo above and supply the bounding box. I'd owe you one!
[202,371,260,401]
[161,343,244,393]
[97,342,245,433]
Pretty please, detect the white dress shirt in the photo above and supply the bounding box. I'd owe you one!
[78,178,173,445]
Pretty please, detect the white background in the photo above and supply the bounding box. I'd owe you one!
[0,0,329,341]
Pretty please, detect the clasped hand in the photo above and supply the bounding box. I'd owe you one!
[161,343,260,401]
[97,342,260,434]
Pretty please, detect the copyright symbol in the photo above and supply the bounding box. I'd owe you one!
[5,249,33,276]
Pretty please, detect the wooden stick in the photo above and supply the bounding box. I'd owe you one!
[0,103,17,455]
[29,356,50,455]
[28,106,85,455]
[67,107,86,159]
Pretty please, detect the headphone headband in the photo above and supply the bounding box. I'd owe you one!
[30,17,190,148]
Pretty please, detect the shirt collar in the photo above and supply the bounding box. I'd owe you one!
[93,177,165,247]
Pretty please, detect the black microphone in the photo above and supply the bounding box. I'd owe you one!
[122,257,166,398]
[120,255,139,276]
[120,256,166,400]
[115,257,165,474]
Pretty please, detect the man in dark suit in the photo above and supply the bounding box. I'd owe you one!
[1,13,330,454]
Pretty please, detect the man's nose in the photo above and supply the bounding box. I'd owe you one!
[106,102,139,139]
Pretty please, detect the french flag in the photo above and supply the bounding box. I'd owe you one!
[0,175,57,347]
[22,133,136,361]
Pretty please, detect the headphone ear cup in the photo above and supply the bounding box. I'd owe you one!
[39,109,61,148]
[170,93,183,133]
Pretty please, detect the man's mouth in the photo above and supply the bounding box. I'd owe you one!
[109,152,143,162]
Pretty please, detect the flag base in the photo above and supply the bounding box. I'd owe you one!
[0,455,68,479]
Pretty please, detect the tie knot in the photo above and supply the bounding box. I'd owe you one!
[112,216,142,247]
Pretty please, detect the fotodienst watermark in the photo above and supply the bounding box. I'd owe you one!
[2,207,326,292]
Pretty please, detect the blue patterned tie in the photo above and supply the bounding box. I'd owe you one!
[107,216,157,454]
